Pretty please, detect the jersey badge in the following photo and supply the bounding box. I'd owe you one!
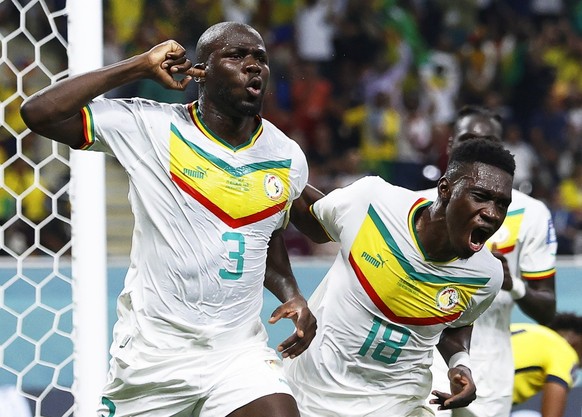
[436,287,459,312]
[264,174,284,200]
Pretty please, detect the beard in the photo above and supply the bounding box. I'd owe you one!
[215,84,263,117]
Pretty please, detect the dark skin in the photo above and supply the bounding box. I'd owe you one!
[432,326,476,410]
[291,160,513,409]
[450,113,556,324]
[21,23,315,417]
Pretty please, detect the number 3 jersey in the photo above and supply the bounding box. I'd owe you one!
[80,98,307,350]
[284,176,502,412]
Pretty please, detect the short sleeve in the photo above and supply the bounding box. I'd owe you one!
[312,176,384,242]
[520,201,557,281]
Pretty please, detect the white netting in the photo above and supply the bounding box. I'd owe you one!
[1,1,74,416]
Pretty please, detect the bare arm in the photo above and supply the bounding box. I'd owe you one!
[540,381,569,417]
[515,277,556,325]
[20,40,202,148]
[491,244,556,325]
[431,326,477,410]
[290,183,330,243]
[264,231,317,358]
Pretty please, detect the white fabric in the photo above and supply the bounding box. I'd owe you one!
[284,177,502,417]
[85,97,308,414]
[420,188,557,417]
[0,386,32,417]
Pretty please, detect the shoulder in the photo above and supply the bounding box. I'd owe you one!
[510,189,551,217]
[261,118,306,156]
[469,248,504,286]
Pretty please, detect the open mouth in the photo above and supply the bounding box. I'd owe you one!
[246,78,262,97]
[469,227,490,253]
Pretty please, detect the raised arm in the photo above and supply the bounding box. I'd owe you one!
[20,40,201,148]
[431,326,477,410]
[264,230,317,358]
[290,183,330,243]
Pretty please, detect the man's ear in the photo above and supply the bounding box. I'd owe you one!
[437,177,451,203]
[193,63,206,82]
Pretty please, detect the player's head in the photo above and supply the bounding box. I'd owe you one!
[438,138,515,259]
[448,106,503,156]
[548,312,582,360]
[194,22,269,117]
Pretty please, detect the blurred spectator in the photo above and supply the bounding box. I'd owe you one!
[549,189,580,255]
[419,32,461,126]
[392,88,435,190]
[558,163,582,213]
[220,0,257,23]
[344,91,400,181]
[504,123,539,193]
[290,61,333,146]
[294,0,337,77]
[332,0,385,72]
[460,26,499,104]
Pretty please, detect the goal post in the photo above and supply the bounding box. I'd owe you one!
[0,0,109,415]
[68,1,109,417]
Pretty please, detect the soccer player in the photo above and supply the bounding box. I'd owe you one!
[427,106,557,417]
[511,312,582,417]
[20,22,316,417]
[285,138,516,416]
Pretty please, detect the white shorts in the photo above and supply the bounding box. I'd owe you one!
[285,372,433,417]
[97,332,294,417]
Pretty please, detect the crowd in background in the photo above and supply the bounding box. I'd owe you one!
[4,0,582,256]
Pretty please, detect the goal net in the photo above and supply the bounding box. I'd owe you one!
[1,1,108,416]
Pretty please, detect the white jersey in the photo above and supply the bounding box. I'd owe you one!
[81,98,308,352]
[284,176,503,417]
[422,188,557,417]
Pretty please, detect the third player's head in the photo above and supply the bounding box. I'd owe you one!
[194,22,270,118]
[448,106,503,156]
[438,138,515,259]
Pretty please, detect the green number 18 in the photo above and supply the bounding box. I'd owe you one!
[358,317,411,364]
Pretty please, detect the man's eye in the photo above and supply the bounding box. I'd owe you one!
[472,193,487,201]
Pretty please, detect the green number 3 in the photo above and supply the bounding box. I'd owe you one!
[358,317,411,364]
[220,232,246,280]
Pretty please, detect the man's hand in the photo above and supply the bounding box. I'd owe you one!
[490,243,513,291]
[268,295,317,359]
[429,365,476,410]
[145,40,203,90]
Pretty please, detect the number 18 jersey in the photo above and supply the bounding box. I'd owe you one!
[284,176,502,417]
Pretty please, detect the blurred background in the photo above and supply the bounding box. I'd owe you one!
[6,0,582,258]
[3,1,582,415]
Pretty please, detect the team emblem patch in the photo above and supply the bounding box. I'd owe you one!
[264,174,284,200]
[436,287,459,311]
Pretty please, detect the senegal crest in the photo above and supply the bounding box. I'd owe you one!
[264,174,284,200]
[436,287,459,312]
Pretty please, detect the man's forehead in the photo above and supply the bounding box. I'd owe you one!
[456,115,501,138]
[211,28,264,49]
[463,163,512,195]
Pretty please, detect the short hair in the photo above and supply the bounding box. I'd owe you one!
[452,105,503,134]
[457,105,502,124]
[548,312,582,335]
[446,137,515,178]
[195,22,262,62]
